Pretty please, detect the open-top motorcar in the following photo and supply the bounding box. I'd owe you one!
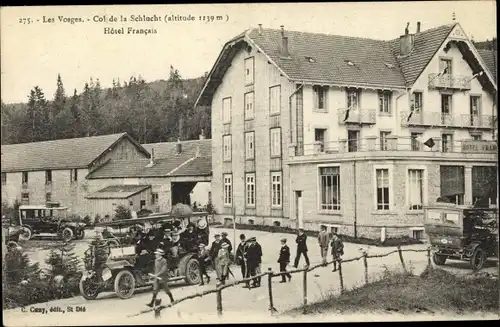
[79,211,210,300]
[18,202,86,242]
[424,202,498,270]
[2,215,25,251]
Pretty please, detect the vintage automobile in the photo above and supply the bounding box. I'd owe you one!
[2,215,25,251]
[79,211,210,300]
[18,203,86,242]
[424,202,499,270]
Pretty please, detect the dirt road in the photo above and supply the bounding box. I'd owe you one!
[4,228,497,326]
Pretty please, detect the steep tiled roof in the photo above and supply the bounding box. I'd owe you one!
[248,28,406,88]
[197,23,496,106]
[86,184,151,199]
[389,24,455,86]
[477,49,497,82]
[0,133,141,172]
[87,139,212,178]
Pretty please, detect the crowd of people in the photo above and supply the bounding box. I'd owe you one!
[145,223,345,307]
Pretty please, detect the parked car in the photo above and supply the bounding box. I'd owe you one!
[18,203,86,242]
[2,215,25,251]
[424,202,498,270]
[79,211,210,300]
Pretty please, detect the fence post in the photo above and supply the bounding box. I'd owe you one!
[338,260,344,294]
[363,253,369,285]
[267,268,277,314]
[397,246,407,273]
[302,269,308,314]
[216,289,223,317]
[427,247,432,268]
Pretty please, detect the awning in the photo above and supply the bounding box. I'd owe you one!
[86,185,151,200]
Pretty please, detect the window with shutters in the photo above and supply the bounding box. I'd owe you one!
[313,85,328,111]
[380,131,391,151]
[440,166,464,205]
[271,172,282,207]
[346,88,360,110]
[270,128,281,157]
[223,174,233,206]
[319,166,341,211]
[21,192,30,204]
[70,169,78,183]
[245,132,255,160]
[378,90,392,114]
[244,57,254,85]
[151,193,159,205]
[22,172,28,184]
[223,135,232,161]
[412,92,423,112]
[441,134,453,152]
[407,169,425,210]
[245,173,256,207]
[375,169,390,210]
[269,85,281,115]
[222,97,232,124]
[244,92,254,120]
[411,132,422,151]
[46,192,52,202]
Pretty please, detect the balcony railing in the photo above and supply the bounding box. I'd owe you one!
[401,111,495,129]
[428,74,471,90]
[338,108,376,125]
[296,136,497,157]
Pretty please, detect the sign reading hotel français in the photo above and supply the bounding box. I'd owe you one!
[461,140,498,154]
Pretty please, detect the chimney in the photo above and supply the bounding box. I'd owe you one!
[258,24,262,35]
[279,25,289,58]
[416,21,421,33]
[176,139,182,155]
[199,129,205,140]
[399,22,415,56]
[146,148,155,167]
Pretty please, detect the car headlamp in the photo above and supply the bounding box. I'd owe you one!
[102,268,112,281]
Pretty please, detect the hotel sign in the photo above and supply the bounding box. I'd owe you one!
[461,141,498,154]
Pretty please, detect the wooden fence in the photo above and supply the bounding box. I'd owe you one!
[130,246,432,319]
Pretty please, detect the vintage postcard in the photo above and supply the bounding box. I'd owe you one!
[1,2,498,326]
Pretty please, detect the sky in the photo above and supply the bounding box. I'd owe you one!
[1,1,497,104]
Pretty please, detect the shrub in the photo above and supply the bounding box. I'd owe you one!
[68,214,82,222]
[83,236,109,272]
[44,242,82,299]
[137,208,153,217]
[114,205,132,220]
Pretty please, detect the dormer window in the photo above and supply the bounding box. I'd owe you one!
[305,56,316,63]
[344,60,355,66]
[384,62,395,69]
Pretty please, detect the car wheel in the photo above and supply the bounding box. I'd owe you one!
[114,270,135,299]
[470,248,486,271]
[79,274,101,300]
[432,253,447,266]
[61,227,74,242]
[77,230,85,240]
[183,257,201,285]
[19,226,32,241]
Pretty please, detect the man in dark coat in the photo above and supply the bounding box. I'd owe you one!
[330,232,344,272]
[235,234,248,279]
[197,243,211,285]
[293,228,310,268]
[220,232,233,254]
[277,238,292,283]
[147,248,174,307]
[180,223,199,252]
[209,234,222,276]
[245,237,262,288]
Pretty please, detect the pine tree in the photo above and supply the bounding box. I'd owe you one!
[51,74,67,139]
[83,236,109,272]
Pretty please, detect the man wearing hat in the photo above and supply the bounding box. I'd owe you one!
[197,219,209,246]
[181,223,198,252]
[235,234,248,279]
[293,228,310,268]
[197,243,211,285]
[318,225,330,265]
[147,248,175,308]
[220,231,233,254]
[245,237,262,288]
[277,238,292,283]
[216,242,231,285]
[330,231,344,272]
[209,234,222,277]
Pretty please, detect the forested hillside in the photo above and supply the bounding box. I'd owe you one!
[1,66,210,145]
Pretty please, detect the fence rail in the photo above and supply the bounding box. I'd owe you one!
[130,246,432,319]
